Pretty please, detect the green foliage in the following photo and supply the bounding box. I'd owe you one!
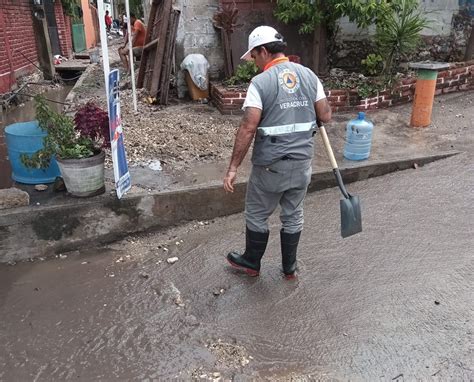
[324,74,388,99]
[274,0,429,76]
[274,0,325,34]
[361,54,383,76]
[356,81,385,99]
[225,61,259,85]
[274,0,398,35]
[375,0,430,75]
[20,96,103,169]
[61,0,82,21]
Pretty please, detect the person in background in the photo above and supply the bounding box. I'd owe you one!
[224,26,332,280]
[104,10,112,33]
[118,13,147,73]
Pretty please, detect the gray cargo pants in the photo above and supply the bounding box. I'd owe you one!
[245,158,312,234]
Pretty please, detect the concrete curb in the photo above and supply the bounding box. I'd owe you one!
[64,63,98,111]
[0,152,458,263]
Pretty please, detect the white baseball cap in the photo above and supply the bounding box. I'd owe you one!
[240,26,284,60]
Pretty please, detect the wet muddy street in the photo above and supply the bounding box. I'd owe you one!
[1,153,473,381]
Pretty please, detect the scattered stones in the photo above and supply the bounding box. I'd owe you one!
[167,257,179,264]
[139,272,150,280]
[175,295,185,307]
[53,177,66,192]
[213,288,225,296]
[0,188,30,210]
[34,184,48,191]
[207,340,251,369]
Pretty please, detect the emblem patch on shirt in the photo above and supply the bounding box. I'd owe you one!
[278,69,300,94]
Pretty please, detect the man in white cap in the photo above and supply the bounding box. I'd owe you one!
[223,25,332,279]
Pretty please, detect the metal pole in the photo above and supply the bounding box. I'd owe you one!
[97,0,110,97]
[125,0,138,112]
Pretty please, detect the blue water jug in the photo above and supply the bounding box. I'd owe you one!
[343,112,374,161]
[5,121,61,184]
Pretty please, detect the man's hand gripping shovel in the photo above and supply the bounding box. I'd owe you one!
[318,123,362,238]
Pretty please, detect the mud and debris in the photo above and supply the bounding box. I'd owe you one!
[65,45,240,171]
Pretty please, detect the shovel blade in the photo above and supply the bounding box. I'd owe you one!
[340,195,362,238]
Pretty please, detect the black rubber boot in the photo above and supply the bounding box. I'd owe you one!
[227,227,269,276]
[281,229,301,279]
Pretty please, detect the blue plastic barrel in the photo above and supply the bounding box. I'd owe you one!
[343,112,374,161]
[4,121,61,184]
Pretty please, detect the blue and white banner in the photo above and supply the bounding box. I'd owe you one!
[108,69,131,199]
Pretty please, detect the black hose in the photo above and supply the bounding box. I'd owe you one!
[13,49,43,73]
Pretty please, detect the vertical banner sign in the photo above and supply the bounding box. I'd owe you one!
[97,0,110,87]
[98,0,131,198]
[108,69,131,199]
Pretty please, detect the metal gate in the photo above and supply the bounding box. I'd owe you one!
[44,0,61,56]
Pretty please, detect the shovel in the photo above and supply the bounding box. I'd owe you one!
[319,124,362,238]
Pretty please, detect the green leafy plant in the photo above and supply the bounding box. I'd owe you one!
[21,96,109,169]
[324,74,389,99]
[274,0,429,75]
[224,61,259,86]
[61,0,82,21]
[361,54,384,76]
[376,0,430,75]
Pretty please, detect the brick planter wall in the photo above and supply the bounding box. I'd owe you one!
[211,60,474,115]
[210,84,247,115]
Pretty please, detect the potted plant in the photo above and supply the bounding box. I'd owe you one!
[21,95,110,197]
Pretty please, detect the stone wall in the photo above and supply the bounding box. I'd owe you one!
[211,60,474,115]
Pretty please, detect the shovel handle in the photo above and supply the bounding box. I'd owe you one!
[319,124,350,199]
[319,125,339,170]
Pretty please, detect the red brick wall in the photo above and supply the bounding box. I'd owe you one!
[212,61,474,115]
[55,0,73,58]
[0,0,38,93]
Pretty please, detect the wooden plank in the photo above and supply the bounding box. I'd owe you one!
[149,0,173,97]
[159,9,180,104]
[137,0,160,88]
[143,1,166,91]
[143,37,159,51]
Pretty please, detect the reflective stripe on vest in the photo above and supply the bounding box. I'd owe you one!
[258,121,316,136]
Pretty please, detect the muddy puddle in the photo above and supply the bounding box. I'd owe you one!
[0,85,73,189]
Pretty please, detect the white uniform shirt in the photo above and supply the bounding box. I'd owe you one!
[243,76,326,110]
